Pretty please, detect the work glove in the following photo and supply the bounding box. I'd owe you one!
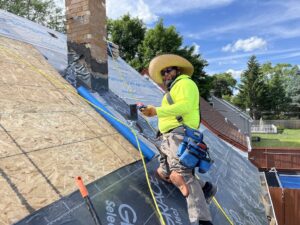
[141,105,157,117]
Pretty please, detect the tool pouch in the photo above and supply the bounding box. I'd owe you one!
[177,126,213,173]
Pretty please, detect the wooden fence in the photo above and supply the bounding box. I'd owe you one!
[269,187,300,225]
[249,147,300,171]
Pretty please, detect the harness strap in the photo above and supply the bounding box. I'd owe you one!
[165,76,201,125]
[166,92,183,123]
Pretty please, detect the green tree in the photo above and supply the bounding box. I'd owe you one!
[237,56,267,119]
[284,65,300,117]
[261,62,292,118]
[137,19,182,70]
[211,72,237,98]
[107,17,210,98]
[137,19,210,98]
[107,14,146,65]
[231,94,246,109]
[0,0,65,32]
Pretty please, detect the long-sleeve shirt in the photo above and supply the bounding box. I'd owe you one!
[156,74,200,133]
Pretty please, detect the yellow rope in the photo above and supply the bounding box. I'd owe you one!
[2,44,235,225]
[0,45,166,225]
[195,174,234,225]
[107,45,166,225]
[108,45,234,225]
[212,197,234,225]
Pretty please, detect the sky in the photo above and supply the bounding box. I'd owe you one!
[57,0,300,81]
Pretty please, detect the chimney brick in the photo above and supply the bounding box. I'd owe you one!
[66,0,108,91]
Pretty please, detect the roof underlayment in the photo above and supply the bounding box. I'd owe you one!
[0,10,268,225]
[0,35,140,224]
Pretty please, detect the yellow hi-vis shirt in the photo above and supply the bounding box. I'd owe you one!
[156,74,200,133]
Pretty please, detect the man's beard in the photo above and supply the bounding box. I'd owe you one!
[165,77,177,91]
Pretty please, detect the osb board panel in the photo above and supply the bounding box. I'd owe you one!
[0,155,60,217]
[60,88,90,106]
[0,137,136,223]
[0,175,29,225]
[0,36,140,223]
[26,138,132,196]
[0,37,66,82]
[100,133,141,162]
[0,99,87,115]
[0,131,20,158]
[0,112,98,152]
[0,61,57,88]
[0,85,71,105]
[75,110,117,136]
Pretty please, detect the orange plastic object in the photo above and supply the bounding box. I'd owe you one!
[76,176,89,198]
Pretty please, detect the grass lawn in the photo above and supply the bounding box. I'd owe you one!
[252,129,300,148]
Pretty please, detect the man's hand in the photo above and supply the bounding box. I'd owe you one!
[141,105,157,117]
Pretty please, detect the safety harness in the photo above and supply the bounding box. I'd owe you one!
[166,77,213,173]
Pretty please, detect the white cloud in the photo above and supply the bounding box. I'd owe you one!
[185,1,300,40]
[218,60,238,65]
[222,36,267,53]
[106,0,158,24]
[192,42,200,54]
[266,26,300,39]
[271,52,300,60]
[106,0,234,24]
[208,47,300,63]
[59,0,235,24]
[226,69,243,79]
[151,0,234,14]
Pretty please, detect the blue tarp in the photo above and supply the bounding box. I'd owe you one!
[279,175,300,189]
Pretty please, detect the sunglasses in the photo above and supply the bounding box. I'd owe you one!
[161,67,175,76]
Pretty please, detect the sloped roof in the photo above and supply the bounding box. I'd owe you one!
[0,10,268,225]
[15,127,269,225]
[211,96,253,121]
[201,98,249,151]
[0,36,140,224]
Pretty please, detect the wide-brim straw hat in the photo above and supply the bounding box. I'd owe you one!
[148,54,194,84]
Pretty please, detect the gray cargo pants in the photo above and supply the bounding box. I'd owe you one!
[159,130,212,224]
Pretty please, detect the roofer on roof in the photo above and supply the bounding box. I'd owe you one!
[141,54,216,225]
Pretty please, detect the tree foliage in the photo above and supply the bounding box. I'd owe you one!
[211,72,237,98]
[107,14,146,65]
[260,62,293,118]
[137,19,182,69]
[0,0,65,32]
[236,56,267,119]
[108,17,211,98]
[286,66,300,109]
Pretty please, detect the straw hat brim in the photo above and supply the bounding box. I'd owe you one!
[148,54,194,84]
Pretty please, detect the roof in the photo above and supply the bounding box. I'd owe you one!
[1,10,268,225]
[15,127,268,225]
[201,98,249,151]
[0,35,140,224]
[211,96,253,121]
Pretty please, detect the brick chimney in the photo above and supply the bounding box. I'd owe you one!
[65,0,108,91]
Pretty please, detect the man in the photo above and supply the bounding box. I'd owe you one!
[141,54,215,225]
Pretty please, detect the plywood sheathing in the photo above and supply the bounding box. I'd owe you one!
[0,36,140,224]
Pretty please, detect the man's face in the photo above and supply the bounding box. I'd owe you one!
[161,67,177,82]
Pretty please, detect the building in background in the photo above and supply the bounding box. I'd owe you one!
[210,95,253,136]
